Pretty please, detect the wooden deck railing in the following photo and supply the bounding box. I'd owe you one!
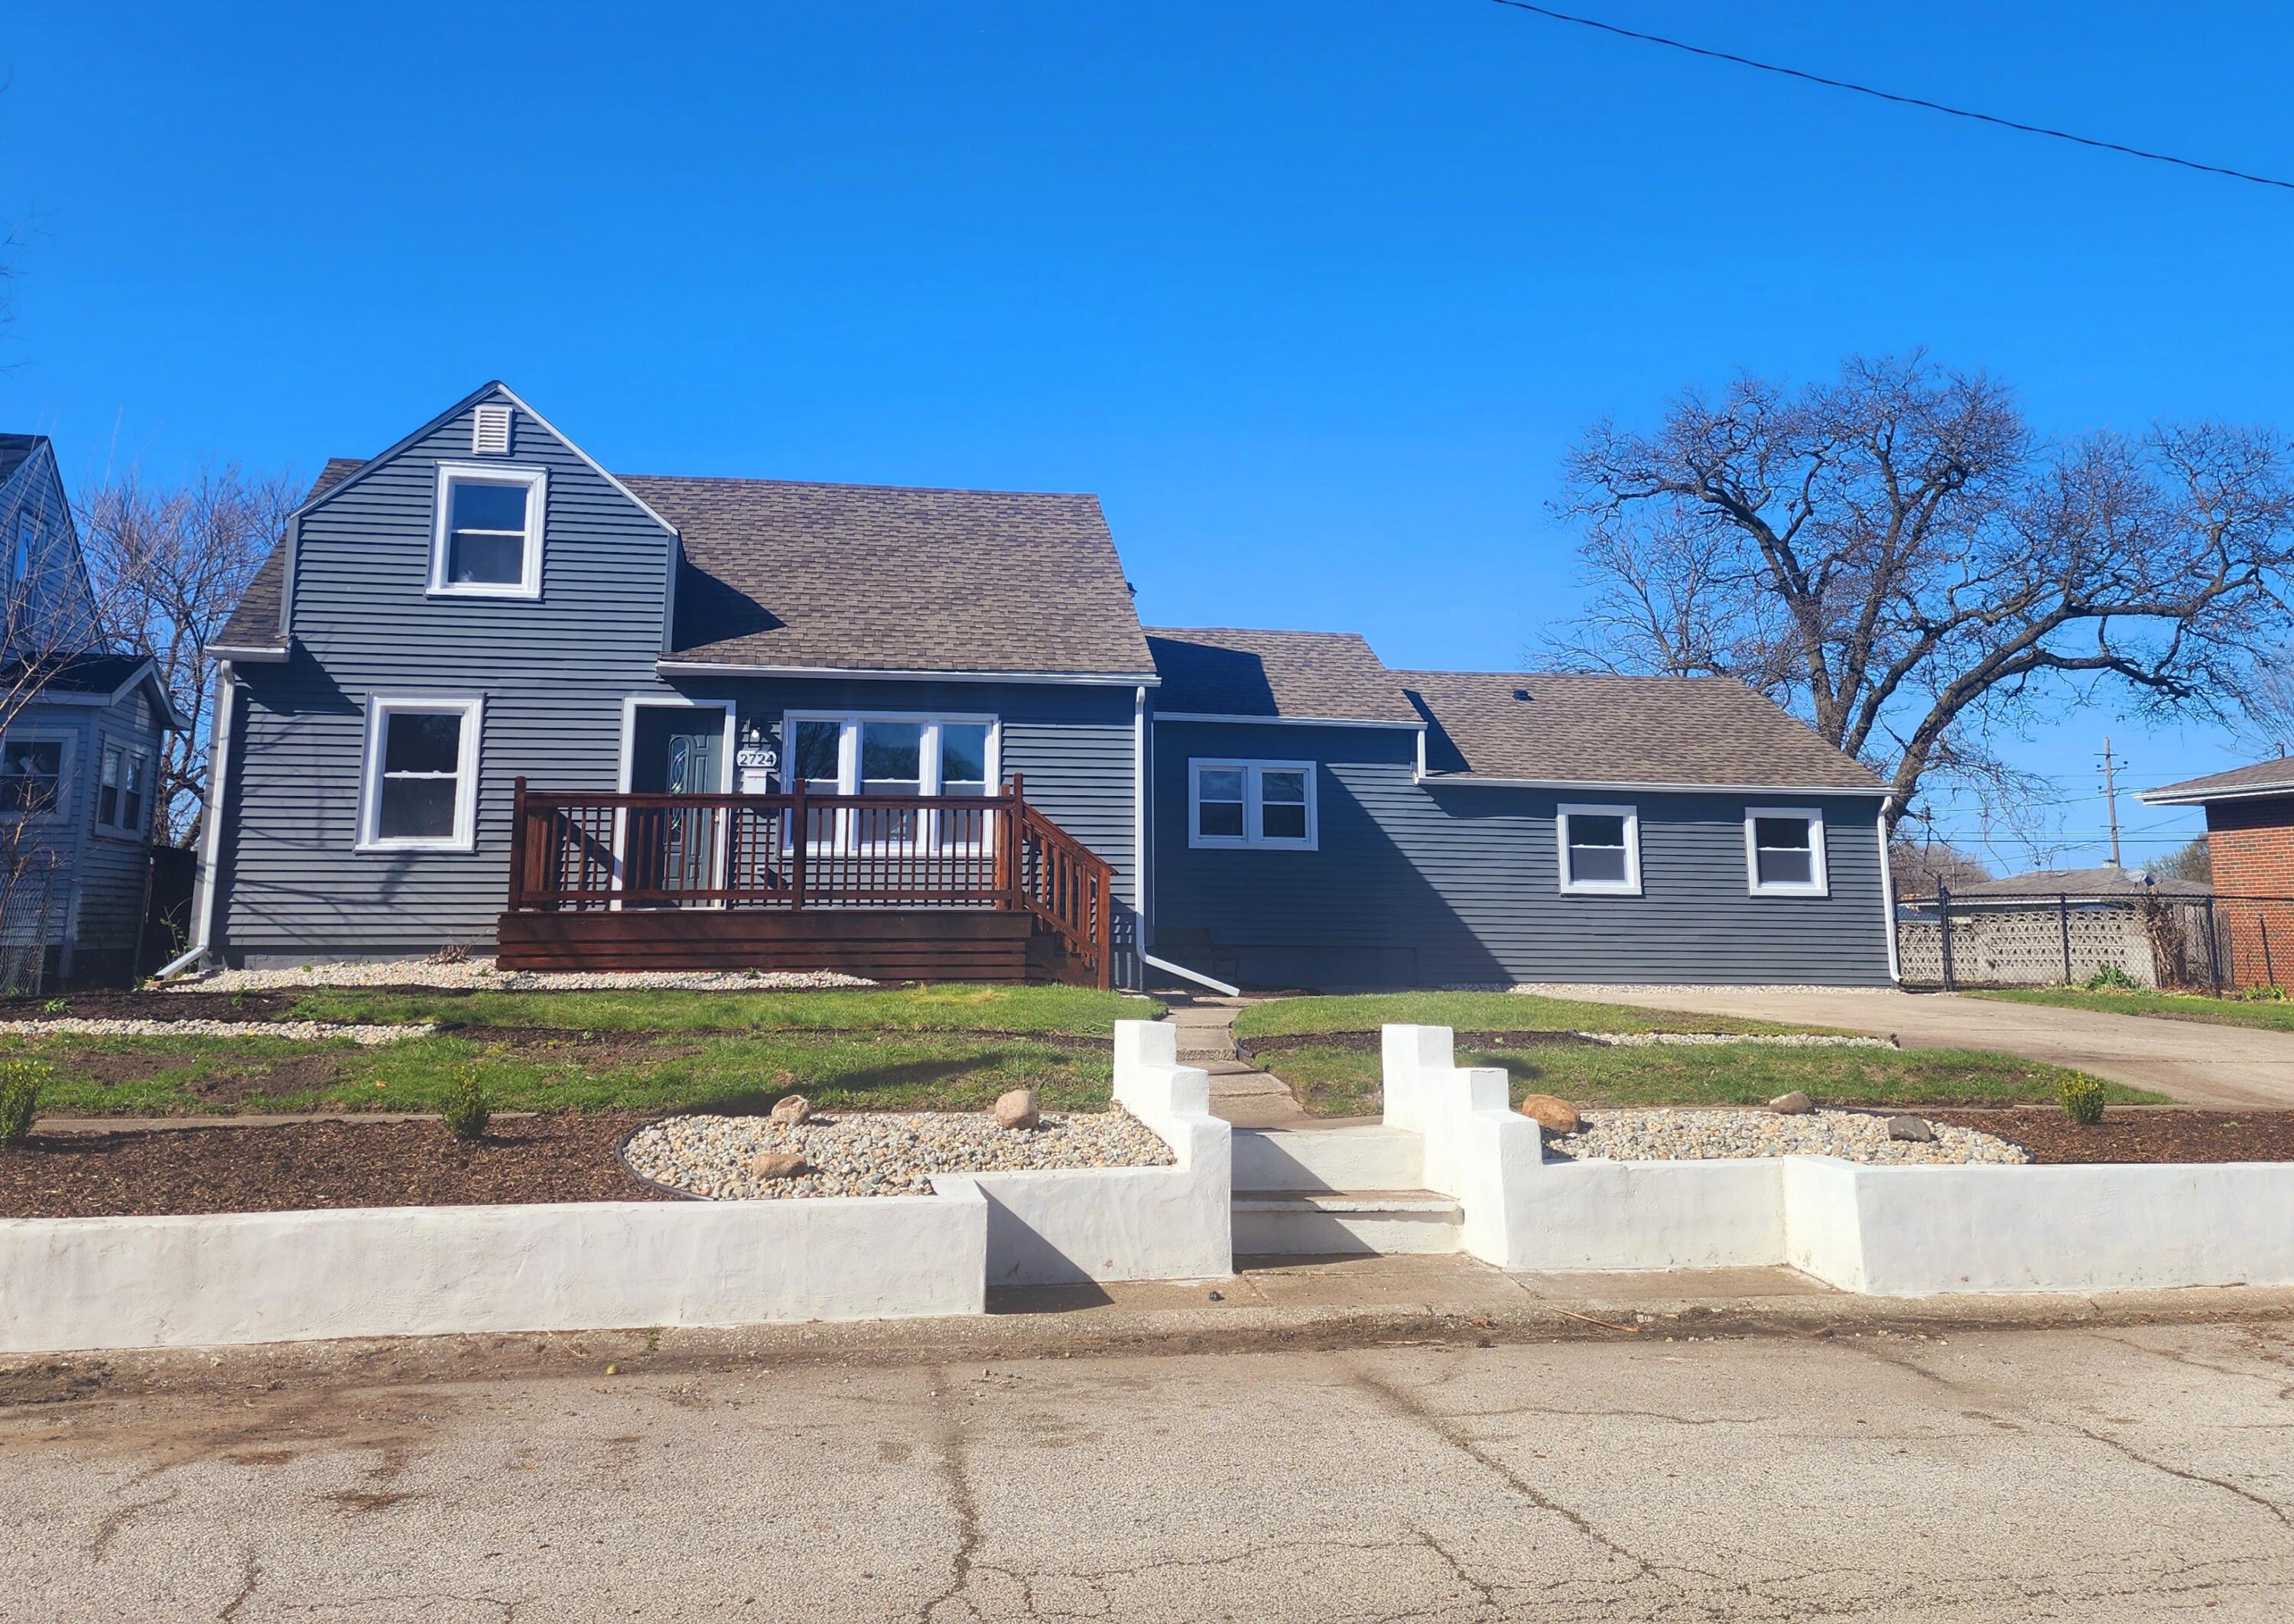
[507,775,1114,987]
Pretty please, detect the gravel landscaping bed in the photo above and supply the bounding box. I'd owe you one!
[1928,1108,2294,1164]
[1580,1032,1891,1049]
[1546,1107,2030,1165]
[166,960,877,993]
[622,1108,1175,1200]
[0,1018,432,1044]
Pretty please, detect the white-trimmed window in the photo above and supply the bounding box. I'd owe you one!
[1557,803,1640,895]
[0,731,70,820]
[784,713,999,847]
[430,463,546,598]
[1746,807,1828,895]
[358,697,483,851]
[1188,759,1317,850]
[10,513,33,589]
[96,740,153,836]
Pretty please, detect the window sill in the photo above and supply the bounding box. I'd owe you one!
[1188,838,1318,853]
[1559,883,1643,898]
[355,838,476,855]
[1750,885,1830,898]
[423,584,541,602]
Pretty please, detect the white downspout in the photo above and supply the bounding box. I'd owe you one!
[1876,795,1902,985]
[1132,684,1148,991]
[154,658,236,979]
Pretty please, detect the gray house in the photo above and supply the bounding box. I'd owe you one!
[186,382,1896,990]
[0,434,183,986]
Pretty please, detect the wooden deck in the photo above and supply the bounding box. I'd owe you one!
[495,776,1115,986]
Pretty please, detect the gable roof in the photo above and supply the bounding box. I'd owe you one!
[0,434,42,489]
[632,476,1154,677]
[1145,627,1419,723]
[1400,670,1887,793]
[211,458,363,654]
[2140,758,2294,806]
[2,651,186,729]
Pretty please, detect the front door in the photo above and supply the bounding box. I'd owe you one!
[627,705,727,900]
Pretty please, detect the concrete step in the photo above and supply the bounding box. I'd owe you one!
[1231,1190,1464,1257]
[1232,1125,1425,1193]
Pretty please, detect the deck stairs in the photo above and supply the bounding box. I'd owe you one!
[1230,1125,1461,1255]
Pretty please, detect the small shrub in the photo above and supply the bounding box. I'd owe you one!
[2235,983,2289,1002]
[0,1059,47,1144]
[41,996,67,1015]
[441,1068,491,1142]
[2059,1071,2107,1125]
[2084,962,2139,992]
[426,944,470,966]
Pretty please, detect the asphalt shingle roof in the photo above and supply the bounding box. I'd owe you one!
[629,476,1155,676]
[1145,627,1418,723]
[1954,864,2211,898]
[1399,670,1886,792]
[216,462,1155,677]
[2140,758,2294,804]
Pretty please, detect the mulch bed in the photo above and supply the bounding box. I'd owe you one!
[1929,1109,2294,1164]
[0,1114,672,1218]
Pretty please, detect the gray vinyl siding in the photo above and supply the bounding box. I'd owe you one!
[3,687,163,983]
[216,394,681,959]
[1150,719,1893,989]
[0,442,102,661]
[213,395,1145,978]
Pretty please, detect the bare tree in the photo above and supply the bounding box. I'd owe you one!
[2156,836,2213,885]
[1552,353,2294,827]
[2226,642,2294,759]
[1886,836,1993,898]
[78,465,297,845]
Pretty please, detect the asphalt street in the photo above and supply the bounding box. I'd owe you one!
[5,1314,2291,1621]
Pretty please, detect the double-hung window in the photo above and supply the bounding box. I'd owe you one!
[1746,807,1828,895]
[1556,803,1640,895]
[96,741,152,836]
[1188,760,1317,850]
[430,464,546,597]
[785,715,998,849]
[0,733,67,819]
[358,697,483,851]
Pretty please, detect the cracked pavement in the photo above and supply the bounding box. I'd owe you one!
[4,1319,2292,1620]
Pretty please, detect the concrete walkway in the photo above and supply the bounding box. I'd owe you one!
[1158,994,1314,1129]
[1548,984,2294,1110]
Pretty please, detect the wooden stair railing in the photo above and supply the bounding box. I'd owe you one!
[508,774,1117,989]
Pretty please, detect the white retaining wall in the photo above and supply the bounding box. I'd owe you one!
[1380,1023,2294,1295]
[0,1187,989,1353]
[970,1021,1233,1285]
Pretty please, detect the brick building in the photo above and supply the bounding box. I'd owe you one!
[2142,760,2294,988]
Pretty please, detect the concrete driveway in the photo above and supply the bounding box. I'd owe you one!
[1543,985,2294,1109]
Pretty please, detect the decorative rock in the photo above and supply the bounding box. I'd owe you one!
[1542,1107,2027,1167]
[1769,1091,1815,1116]
[1517,1093,1581,1134]
[747,1149,810,1181]
[1886,1115,1935,1144]
[769,1094,812,1126]
[993,1088,1041,1131]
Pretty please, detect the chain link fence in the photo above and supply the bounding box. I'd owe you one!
[0,852,65,996]
[1898,885,2294,994]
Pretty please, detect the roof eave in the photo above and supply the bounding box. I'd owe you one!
[1421,772,1890,796]
[2138,781,2294,807]
[656,658,1160,687]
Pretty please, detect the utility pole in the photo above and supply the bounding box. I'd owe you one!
[2099,737,2123,868]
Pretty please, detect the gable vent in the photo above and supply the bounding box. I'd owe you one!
[472,403,514,456]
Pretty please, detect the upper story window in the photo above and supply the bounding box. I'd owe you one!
[429,463,546,599]
[1189,759,1317,850]
[96,740,152,836]
[1746,807,1828,896]
[10,514,32,589]
[358,696,483,851]
[1557,803,1641,895]
[0,732,67,819]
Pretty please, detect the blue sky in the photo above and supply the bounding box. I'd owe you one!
[5,2,2289,869]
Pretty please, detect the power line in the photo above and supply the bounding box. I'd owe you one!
[1486,2,2294,193]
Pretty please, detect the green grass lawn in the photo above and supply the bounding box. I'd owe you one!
[1259,1039,2165,1119]
[267,983,1159,1037]
[7,1027,1116,1119]
[1972,986,2294,1034]
[1231,989,1798,1041]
